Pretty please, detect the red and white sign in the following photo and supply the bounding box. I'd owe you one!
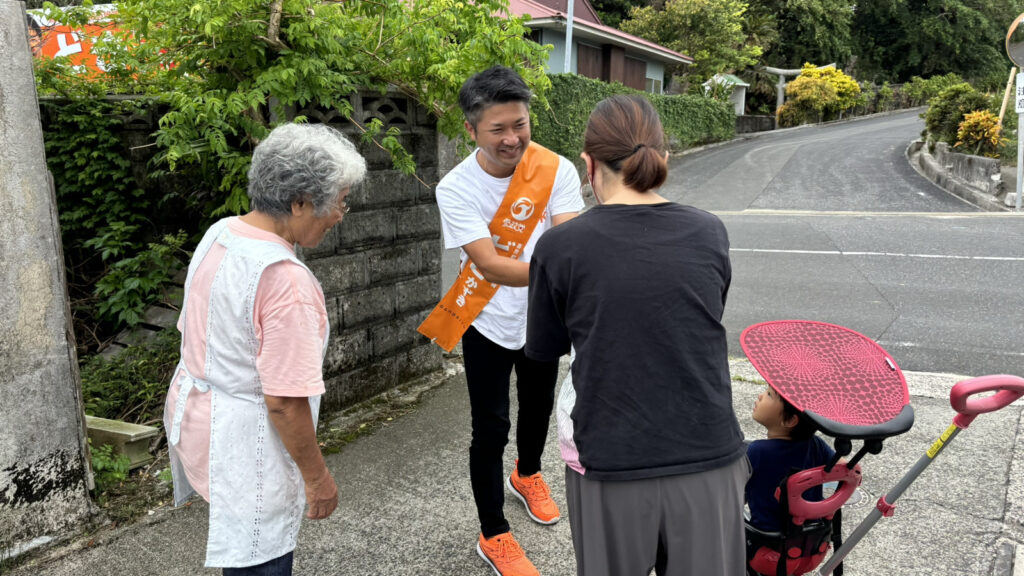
[27,5,120,74]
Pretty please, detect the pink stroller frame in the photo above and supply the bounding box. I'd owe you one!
[741,320,1024,576]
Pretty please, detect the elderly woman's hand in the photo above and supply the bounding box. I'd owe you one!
[304,468,338,519]
[265,394,340,520]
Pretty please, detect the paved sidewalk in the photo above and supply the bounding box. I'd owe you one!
[9,358,1024,576]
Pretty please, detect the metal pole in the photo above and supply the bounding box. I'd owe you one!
[1017,93,1023,211]
[563,0,574,73]
[818,425,963,575]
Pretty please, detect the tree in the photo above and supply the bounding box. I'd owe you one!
[619,0,761,85]
[97,0,550,215]
[747,0,855,70]
[852,0,1024,87]
[33,0,551,336]
[589,0,651,28]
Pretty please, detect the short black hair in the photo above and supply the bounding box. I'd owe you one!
[782,396,818,441]
[458,66,532,128]
[27,14,42,36]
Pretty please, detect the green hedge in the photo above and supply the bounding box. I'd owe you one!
[923,83,994,146]
[532,74,735,159]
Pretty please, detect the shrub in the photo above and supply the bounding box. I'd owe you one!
[775,64,860,127]
[777,76,834,126]
[532,74,734,159]
[903,74,965,107]
[80,328,181,425]
[41,97,199,349]
[803,66,861,118]
[90,441,132,497]
[92,231,189,327]
[955,110,1003,158]
[877,82,895,112]
[924,83,991,145]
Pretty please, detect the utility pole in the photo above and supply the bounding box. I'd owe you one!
[0,0,95,561]
[563,0,574,73]
[1007,14,1024,211]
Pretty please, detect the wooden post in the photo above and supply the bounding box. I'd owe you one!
[998,66,1016,127]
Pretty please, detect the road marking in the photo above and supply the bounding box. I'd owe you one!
[880,342,1024,357]
[715,209,1024,218]
[730,248,1024,261]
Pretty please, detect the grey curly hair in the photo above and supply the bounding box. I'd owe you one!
[247,123,367,218]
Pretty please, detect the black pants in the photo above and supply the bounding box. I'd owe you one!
[462,326,559,538]
[223,551,293,576]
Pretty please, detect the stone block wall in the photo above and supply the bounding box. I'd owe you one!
[296,91,445,410]
[46,89,448,413]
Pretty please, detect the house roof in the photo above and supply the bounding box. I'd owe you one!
[508,0,692,66]
[525,0,603,26]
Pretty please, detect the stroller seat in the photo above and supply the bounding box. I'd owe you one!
[745,462,862,576]
[741,321,915,576]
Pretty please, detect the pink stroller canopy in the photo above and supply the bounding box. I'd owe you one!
[741,320,913,440]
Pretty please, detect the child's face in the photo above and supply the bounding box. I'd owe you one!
[753,386,786,428]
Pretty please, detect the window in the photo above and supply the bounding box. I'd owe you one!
[645,78,663,94]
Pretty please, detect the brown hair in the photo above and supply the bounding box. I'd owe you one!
[583,94,668,192]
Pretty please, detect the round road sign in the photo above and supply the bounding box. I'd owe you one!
[1008,13,1024,67]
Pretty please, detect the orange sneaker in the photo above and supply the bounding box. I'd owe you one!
[476,532,539,576]
[506,459,560,525]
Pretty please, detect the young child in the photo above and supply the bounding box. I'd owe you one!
[746,386,836,532]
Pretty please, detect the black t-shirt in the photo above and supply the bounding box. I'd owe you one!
[527,202,745,481]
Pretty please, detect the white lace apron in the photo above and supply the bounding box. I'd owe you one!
[165,219,328,568]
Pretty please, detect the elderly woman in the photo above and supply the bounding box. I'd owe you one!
[164,123,366,575]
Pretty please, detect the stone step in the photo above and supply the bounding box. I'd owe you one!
[85,415,160,470]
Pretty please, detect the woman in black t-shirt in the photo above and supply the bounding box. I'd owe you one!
[526,94,748,576]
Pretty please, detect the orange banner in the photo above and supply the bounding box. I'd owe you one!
[28,7,120,75]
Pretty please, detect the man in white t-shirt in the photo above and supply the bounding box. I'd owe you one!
[434,66,584,576]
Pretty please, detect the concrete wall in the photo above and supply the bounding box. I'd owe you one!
[0,1,95,558]
[292,93,447,410]
[933,141,1001,196]
[737,115,775,134]
[909,140,1010,212]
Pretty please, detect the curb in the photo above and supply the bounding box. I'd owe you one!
[906,141,1011,212]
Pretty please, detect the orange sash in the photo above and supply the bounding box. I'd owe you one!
[417,142,560,352]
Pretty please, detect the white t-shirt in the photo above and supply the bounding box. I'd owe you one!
[436,147,584,349]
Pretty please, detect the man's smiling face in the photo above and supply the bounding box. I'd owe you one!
[466,101,531,178]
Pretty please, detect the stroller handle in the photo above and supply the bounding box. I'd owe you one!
[950,375,1024,428]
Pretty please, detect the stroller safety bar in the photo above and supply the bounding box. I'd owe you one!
[818,374,1024,575]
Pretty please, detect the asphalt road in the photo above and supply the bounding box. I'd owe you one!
[658,110,1024,377]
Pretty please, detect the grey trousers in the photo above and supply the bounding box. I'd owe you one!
[566,457,750,576]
